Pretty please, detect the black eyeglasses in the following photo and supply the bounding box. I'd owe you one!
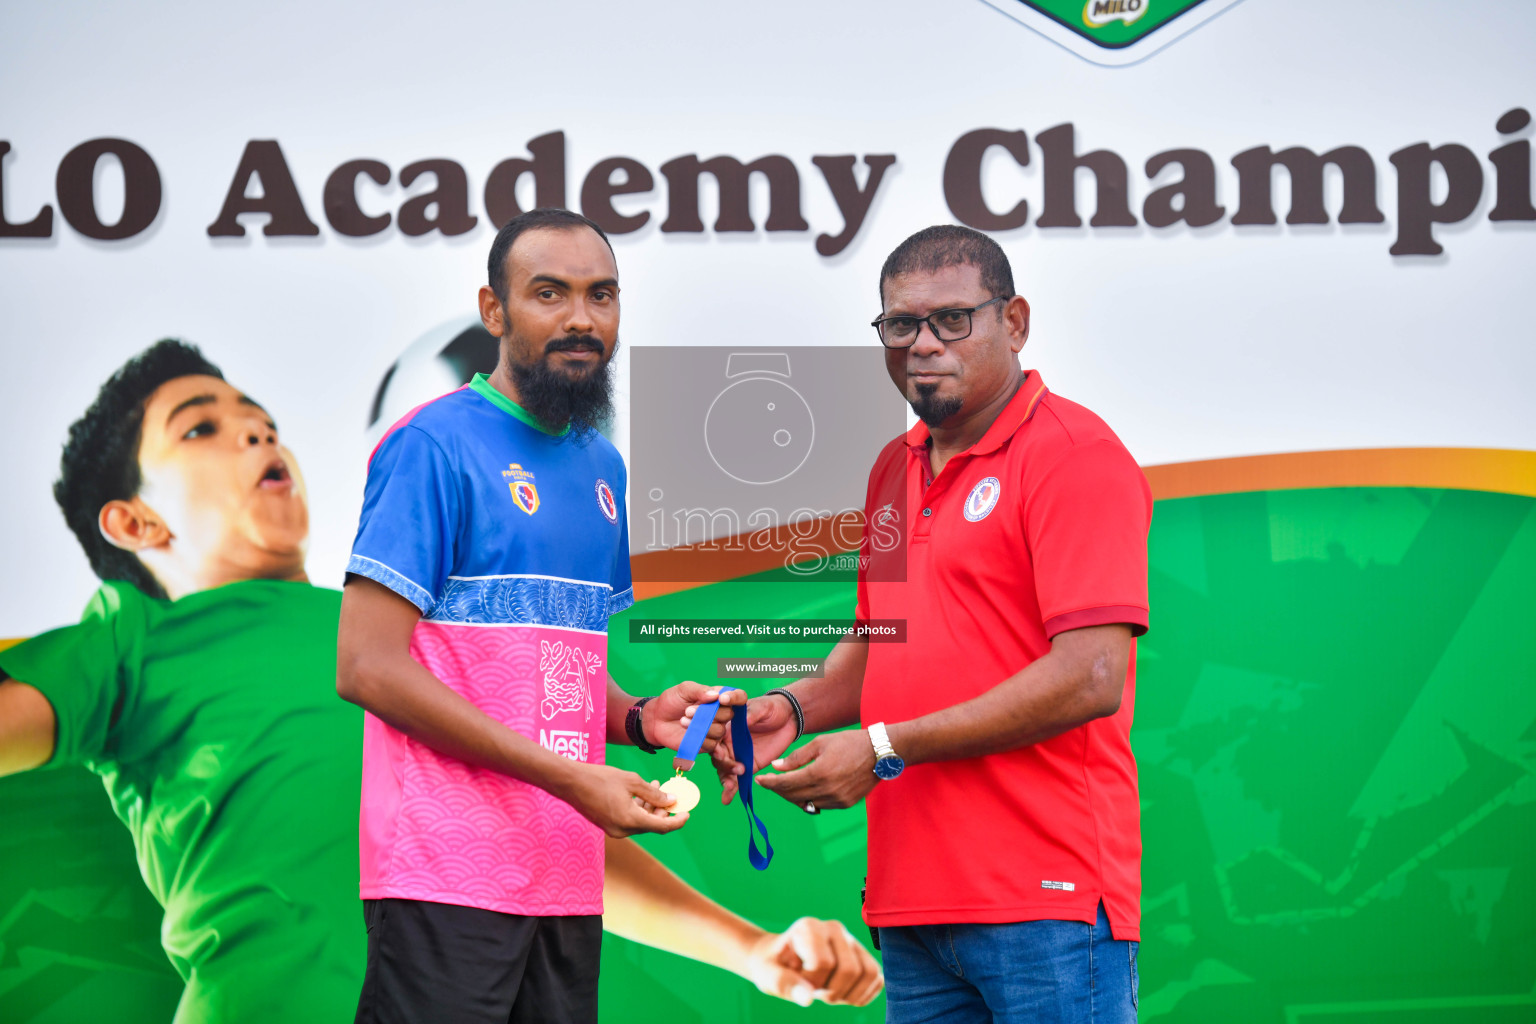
[870,295,1009,349]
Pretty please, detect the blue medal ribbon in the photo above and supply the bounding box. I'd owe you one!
[674,686,773,870]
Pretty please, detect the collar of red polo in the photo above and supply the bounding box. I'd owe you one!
[903,370,1050,456]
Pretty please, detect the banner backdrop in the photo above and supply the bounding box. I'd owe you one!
[2,1,1533,1021]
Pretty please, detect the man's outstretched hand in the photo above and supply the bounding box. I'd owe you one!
[712,694,800,804]
[644,682,747,756]
[756,729,879,812]
[744,916,884,1007]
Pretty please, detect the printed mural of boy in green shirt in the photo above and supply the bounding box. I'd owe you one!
[0,341,882,1022]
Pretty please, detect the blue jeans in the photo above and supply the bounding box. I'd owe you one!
[879,903,1138,1024]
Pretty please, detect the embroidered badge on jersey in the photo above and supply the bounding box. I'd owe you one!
[964,477,1001,522]
[503,463,540,516]
[595,480,618,523]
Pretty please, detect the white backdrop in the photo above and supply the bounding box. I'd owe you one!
[2,0,1532,635]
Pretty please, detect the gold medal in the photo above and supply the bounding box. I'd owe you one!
[658,776,701,815]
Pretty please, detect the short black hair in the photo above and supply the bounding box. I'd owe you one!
[487,208,615,302]
[54,339,225,600]
[878,224,1015,307]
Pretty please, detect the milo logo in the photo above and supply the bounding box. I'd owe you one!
[1083,0,1148,28]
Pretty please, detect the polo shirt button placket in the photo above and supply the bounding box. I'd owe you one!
[922,508,932,517]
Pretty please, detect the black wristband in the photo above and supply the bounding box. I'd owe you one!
[626,696,660,753]
[764,687,805,741]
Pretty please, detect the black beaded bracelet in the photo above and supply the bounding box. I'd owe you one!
[764,687,805,741]
[626,696,660,753]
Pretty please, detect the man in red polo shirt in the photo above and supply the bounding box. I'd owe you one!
[718,225,1151,1023]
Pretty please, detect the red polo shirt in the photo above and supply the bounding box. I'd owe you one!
[856,371,1151,940]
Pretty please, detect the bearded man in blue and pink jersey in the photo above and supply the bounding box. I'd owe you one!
[336,209,744,1023]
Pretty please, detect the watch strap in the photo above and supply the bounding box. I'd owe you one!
[626,696,660,754]
[868,721,896,760]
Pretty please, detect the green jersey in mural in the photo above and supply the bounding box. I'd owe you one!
[0,580,360,1023]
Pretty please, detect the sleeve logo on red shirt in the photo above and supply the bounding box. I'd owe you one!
[964,476,1002,522]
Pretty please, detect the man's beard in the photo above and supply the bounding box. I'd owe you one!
[507,332,618,440]
[910,383,963,427]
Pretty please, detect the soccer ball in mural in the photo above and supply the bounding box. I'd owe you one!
[367,319,619,443]
[366,318,500,437]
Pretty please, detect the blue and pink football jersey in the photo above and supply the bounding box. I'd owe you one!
[346,373,632,916]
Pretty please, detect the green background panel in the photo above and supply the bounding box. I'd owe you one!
[2,487,1532,1021]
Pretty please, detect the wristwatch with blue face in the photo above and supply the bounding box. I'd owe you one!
[868,722,905,780]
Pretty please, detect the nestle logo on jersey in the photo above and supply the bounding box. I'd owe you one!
[540,729,589,762]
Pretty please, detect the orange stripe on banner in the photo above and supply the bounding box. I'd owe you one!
[1142,447,1536,502]
[630,447,1536,601]
[3,452,1528,618]
[0,638,21,654]
[632,512,864,601]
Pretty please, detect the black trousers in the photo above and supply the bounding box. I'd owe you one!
[354,898,601,1024]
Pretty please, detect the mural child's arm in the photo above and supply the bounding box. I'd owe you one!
[602,835,883,1007]
[0,678,56,776]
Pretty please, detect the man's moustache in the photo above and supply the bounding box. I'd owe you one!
[543,335,604,355]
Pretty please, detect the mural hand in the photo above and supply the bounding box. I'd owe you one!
[745,917,884,1007]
